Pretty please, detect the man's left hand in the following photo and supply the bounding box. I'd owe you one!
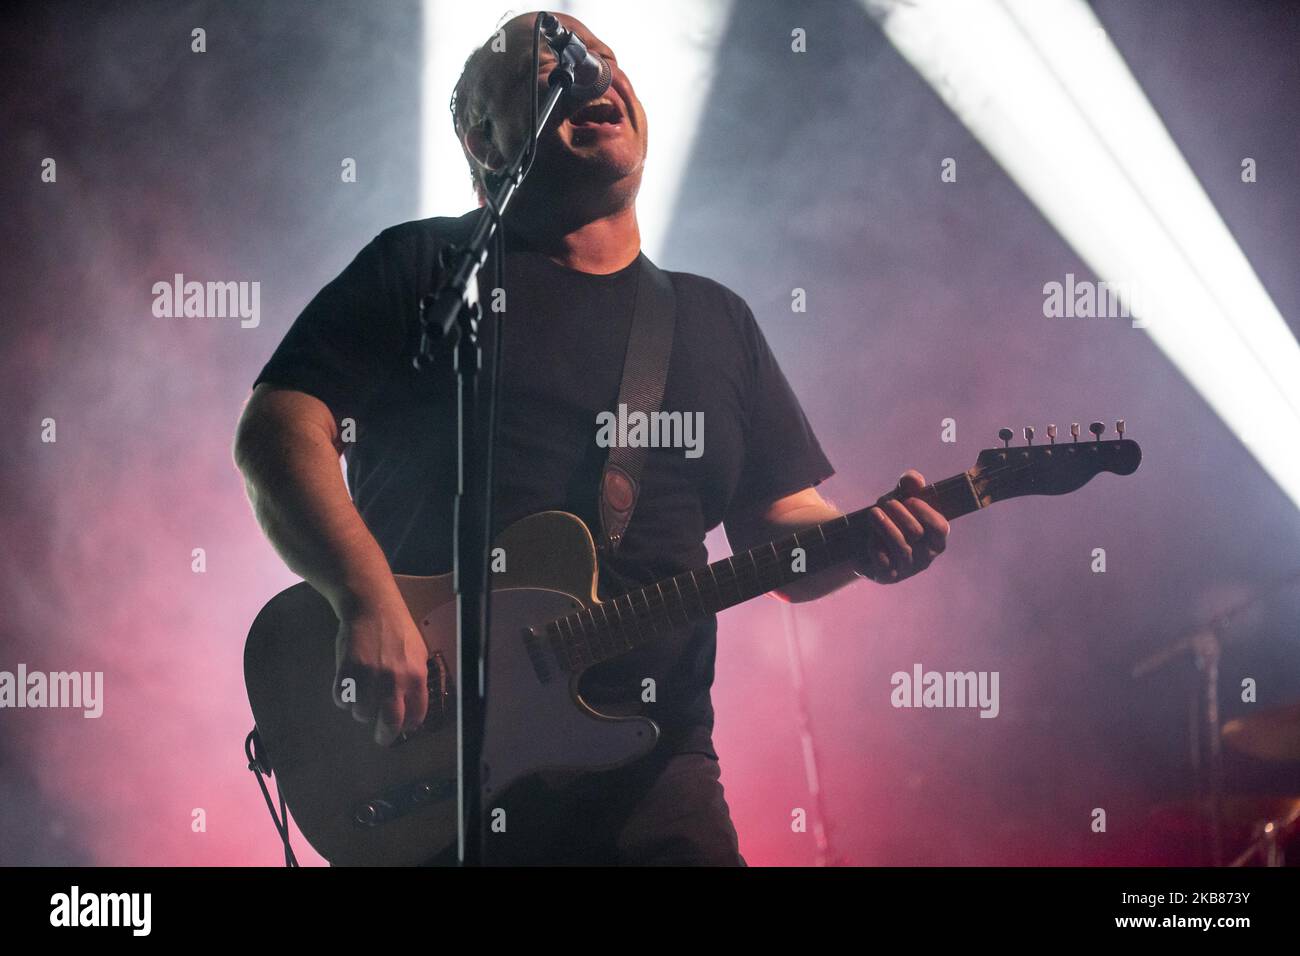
[858,469,950,584]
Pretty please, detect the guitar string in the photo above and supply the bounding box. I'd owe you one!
[551,443,1130,664]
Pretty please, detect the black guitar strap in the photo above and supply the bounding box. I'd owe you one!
[597,254,677,554]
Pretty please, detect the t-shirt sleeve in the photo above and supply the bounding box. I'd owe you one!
[252,229,415,424]
[725,302,835,516]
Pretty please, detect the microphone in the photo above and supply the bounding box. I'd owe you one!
[539,13,612,102]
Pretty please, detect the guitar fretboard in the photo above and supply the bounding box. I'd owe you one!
[539,471,983,673]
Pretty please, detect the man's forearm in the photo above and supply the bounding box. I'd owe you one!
[763,502,863,604]
[733,473,950,603]
[234,396,400,618]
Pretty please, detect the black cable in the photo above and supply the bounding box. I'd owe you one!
[480,12,539,546]
[244,729,299,868]
[523,13,543,180]
[481,14,544,224]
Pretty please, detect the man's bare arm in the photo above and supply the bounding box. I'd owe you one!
[235,385,394,614]
[233,384,428,744]
[724,472,950,604]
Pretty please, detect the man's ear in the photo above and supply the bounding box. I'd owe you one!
[464,124,504,177]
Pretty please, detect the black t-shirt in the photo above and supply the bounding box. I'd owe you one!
[253,211,834,755]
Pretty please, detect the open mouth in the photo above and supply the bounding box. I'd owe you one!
[567,100,623,127]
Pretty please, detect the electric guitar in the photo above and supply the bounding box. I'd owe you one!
[244,423,1141,865]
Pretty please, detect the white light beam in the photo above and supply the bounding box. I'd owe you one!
[864,0,1300,509]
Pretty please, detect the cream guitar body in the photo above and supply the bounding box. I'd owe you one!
[244,511,659,867]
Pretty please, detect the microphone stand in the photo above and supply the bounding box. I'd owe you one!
[411,31,581,867]
[1132,568,1300,866]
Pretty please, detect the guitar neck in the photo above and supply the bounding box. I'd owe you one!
[543,471,984,672]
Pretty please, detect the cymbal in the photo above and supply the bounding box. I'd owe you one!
[1223,703,1300,762]
[1149,796,1300,836]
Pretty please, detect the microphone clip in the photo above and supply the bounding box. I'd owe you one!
[539,12,611,102]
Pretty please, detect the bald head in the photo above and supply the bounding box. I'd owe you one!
[449,12,648,211]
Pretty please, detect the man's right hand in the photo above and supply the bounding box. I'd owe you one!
[332,598,430,747]
[234,385,432,747]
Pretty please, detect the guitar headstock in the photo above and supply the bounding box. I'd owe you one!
[970,421,1141,506]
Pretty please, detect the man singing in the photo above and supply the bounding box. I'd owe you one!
[234,11,949,866]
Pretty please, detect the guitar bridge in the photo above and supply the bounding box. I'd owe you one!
[393,650,452,746]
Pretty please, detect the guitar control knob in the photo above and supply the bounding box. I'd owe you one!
[998,428,1013,448]
[1089,421,1105,441]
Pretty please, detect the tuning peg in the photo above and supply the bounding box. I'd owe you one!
[1070,422,1080,443]
[1024,426,1035,446]
[1047,424,1058,445]
[1116,419,1125,438]
[1089,421,1105,442]
[998,427,1013,448]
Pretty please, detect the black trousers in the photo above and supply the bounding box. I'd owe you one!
[422,748,746,866]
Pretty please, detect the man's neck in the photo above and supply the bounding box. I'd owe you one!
[506,201,641,275]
